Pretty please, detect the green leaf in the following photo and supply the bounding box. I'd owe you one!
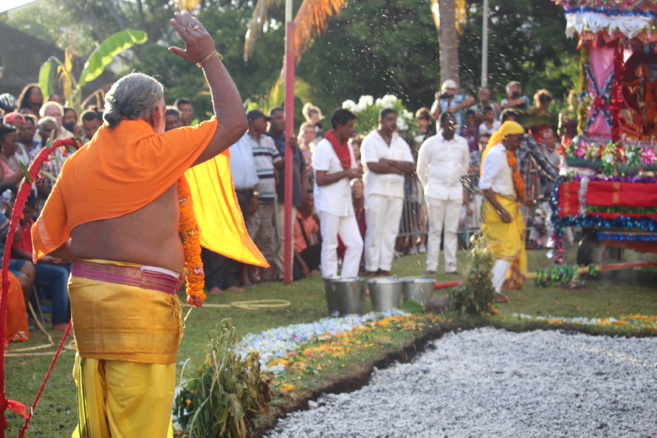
[38,56,58,98]
[401,299,424,314]
[19,162,32,184]
[39,170,56,182]
[45,130,56,149]
[79,29,148,87]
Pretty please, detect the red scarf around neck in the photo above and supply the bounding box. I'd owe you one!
[325,129,351,170]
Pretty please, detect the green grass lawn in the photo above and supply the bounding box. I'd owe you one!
[5,246,657,436]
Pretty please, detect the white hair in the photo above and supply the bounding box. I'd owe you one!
[103,73,164,128]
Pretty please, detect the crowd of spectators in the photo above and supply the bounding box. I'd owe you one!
[0,76,569,340]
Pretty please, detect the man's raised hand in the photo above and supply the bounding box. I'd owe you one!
[169,11,217,64]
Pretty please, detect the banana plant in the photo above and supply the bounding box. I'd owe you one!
[39,29,148,113]
[246,77,313,114]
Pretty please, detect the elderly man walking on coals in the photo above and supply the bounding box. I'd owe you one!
[313,109,364,279]
[417,112,470,276]
[479,121,529,303]
[361,108,414,276]
[32,11,251,437]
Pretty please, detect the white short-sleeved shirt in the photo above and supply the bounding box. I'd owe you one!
[312,138,357,217]
[479,143,516,199]
[416,133,470,201]
[229,132,259,190]
[479,120,501,136]
[361,130,414,199]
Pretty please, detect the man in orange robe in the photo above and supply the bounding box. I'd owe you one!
[31,12,262,438]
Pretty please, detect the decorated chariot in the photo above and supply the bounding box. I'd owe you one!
[551,0,657,265]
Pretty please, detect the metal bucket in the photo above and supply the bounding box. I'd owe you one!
[402,278,435,306]
[323,277,339,316]
[368,278,402,312]
[399,277,419,303]
[332,278,366,316]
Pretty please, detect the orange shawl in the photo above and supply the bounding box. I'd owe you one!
[32,118,266,267]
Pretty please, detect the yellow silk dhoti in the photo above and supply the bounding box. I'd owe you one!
[481,195,527,289]
[69,261,183,438]
[72,354,174,438]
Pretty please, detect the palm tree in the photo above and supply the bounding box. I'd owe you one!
[244,0,468,89]
[244,0,346,64]
[431,0,467,87]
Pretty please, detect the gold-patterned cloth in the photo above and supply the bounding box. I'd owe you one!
[69,260,183,365]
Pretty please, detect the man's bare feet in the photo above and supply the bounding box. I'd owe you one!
[209,286,223,295]
[226,286,244,292]
[495,292,509,303]
[52,323,69,331]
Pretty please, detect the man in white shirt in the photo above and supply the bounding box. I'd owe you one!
[361,108,414,276]
[479,121,526,302]
[417,112,470,275]
[313,109,364,278]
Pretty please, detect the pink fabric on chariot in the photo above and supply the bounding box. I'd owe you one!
[586,46,615,137]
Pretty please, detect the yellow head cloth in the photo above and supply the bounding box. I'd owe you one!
[480,120,525,175]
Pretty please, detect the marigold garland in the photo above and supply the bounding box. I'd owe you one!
[177,177,206,304]
[506,149,526,200]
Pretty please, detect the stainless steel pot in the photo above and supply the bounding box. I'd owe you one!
[323,277,340,316]
[367,277,402,312]
[332,277,366,316]
[402,278,435,306]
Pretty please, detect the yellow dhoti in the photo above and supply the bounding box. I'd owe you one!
[481,195,527,289]
[68,261,183,438]
[72,355,174,438]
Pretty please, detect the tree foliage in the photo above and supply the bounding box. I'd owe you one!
[6,0,579,122]
[38,29,147,113]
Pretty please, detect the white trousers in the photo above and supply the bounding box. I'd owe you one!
[426,197,461,272]
[318,210,363,278]
[492,259,512,293]
[364,194,403,272]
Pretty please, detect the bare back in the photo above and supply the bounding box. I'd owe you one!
[70,184,184,271]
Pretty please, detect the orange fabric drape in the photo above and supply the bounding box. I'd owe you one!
[32,117,265,267]
[185,153,267,266]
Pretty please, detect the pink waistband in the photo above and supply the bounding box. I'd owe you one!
[71,260,184,295]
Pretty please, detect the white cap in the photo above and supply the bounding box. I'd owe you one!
[441,79,457,91]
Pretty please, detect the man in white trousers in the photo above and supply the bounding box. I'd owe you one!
[361,108,414,276]
[313,108,364,278]
[417,112,470,276]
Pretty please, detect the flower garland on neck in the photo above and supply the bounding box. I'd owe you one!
[506,149,526,200]
[177,177,206,305]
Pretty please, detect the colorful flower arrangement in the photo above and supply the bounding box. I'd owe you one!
[513,313,657,331]
[342,94,417,139]
[251,313,444,393]
[177,177,205,305]
[237,310,406,371]
[559,136,657,175]
[235,310,443,389]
